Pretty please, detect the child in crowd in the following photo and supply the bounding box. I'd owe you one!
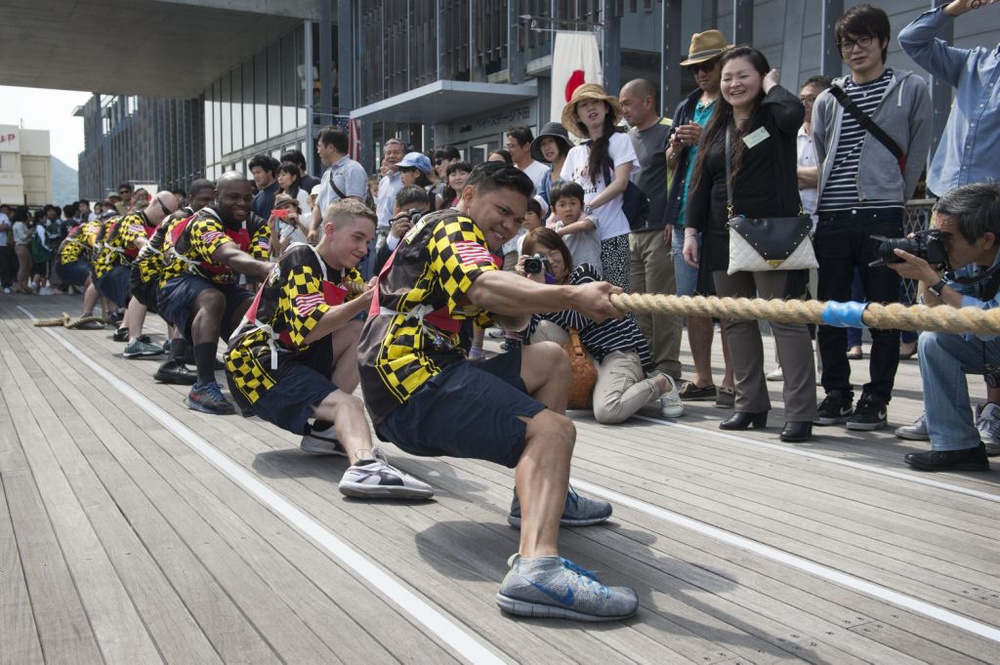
[546,180,601,274]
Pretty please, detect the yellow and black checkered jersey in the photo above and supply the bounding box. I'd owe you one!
[134,208,191,285]
[357,209,497,424]
[57,219,103,265]
[92,212,154,278]
[225,244,363,408]
[160,207,270,287]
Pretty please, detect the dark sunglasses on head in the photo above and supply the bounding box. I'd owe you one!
[157,198,172,216]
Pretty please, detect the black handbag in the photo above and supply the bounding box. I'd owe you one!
[724,130,818,274]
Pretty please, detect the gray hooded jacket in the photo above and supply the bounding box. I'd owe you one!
[812,69,932,206]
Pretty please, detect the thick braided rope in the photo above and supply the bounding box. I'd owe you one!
[33,313,72,327]
[610,294,1000,337]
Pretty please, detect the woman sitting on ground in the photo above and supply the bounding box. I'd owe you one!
[518,227,683,424]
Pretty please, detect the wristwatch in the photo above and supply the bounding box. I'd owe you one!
[927,278,948,297]
[583,205,594,215]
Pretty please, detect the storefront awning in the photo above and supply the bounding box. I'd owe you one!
[350,79,539,125]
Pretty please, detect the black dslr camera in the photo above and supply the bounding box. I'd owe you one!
[523,253,549,275]
[869,229,948,269]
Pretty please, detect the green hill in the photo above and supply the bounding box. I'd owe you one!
[51,156,79,206]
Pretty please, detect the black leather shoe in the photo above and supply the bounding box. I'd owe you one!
[720,411,767,430]
[780,421,812,442]
[904,443,990,472]
[154,360,198,386]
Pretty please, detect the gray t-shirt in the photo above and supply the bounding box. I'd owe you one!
[628,118,672,231]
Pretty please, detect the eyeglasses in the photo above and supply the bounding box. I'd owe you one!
[837,35,874,54]
[687,60,718,74]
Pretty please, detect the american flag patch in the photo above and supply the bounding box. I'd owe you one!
[294,292,325,317]
[201,230,225,244]
[128,224,144,234]
[453,240,494,266]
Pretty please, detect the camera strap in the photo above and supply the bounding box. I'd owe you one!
[829,86,906,173]
[953,262,1000,302]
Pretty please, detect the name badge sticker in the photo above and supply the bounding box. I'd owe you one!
[743,126,771,149]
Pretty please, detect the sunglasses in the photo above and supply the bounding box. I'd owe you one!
[687,60,719,74]
[434,158,444,165]
[157,198,172,216]
[119,189,130,194]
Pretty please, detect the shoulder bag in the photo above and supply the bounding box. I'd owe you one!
[726,129,818,275]
[562,327,597,410]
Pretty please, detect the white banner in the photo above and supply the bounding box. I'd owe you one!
[549,32,603,125]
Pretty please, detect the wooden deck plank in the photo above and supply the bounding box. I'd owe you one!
[20,327,346,664]
[6,331,228,664]
[0,404,45,665]
[0,350,104,664]
[4,294,1000,664]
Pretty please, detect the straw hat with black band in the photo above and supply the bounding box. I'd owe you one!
[679,29,732,66]
[560,83,624,139]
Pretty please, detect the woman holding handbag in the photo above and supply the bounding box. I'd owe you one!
[682,46,817,442]
[519,228,683,424]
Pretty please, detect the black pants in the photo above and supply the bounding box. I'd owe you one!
[0,245,13,287]
[815,207,903,400]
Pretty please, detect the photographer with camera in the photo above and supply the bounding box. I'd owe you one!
[371,185,432,275]
[887,182,1000,471]
[519,227,683,424]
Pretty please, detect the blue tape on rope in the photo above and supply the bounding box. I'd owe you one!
[821,301,868,328]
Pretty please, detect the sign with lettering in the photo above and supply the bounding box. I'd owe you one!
[436,102,537,145]
[0,126,19,152]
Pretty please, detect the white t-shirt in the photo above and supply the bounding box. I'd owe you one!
[797,125,819,229]
[520,160,550,193]
[560,132,636,241]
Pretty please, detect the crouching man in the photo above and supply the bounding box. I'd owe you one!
[889,182,1000,471]
[357,162,638,621]
[225,200,432,499]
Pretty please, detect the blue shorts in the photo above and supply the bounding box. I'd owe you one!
[129,264,159,313]
[158,275,252,341]
[55,260,91,287]
[94,265,130,308]
[375,348,546,468]
[229,363,335,435]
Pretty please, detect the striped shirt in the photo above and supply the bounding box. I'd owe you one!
[527,263,653,370]
[818,69,901,213]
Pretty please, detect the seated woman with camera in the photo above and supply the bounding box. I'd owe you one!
[517,227,683,423]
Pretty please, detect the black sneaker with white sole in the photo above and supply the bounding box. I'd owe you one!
[814,389,853,425]
[847,393,888,431]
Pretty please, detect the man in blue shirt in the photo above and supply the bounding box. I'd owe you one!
[899,0,1000,197]
[889,182,1000,472]
[249,154,281,220]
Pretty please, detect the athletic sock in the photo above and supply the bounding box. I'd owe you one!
[194,342,218,385]
[168,337,190,363]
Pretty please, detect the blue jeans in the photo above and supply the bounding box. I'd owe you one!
[671,226,699,297]
[920,331,1000,451]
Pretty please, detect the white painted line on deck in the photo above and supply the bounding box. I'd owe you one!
[572,477,1000,645]
[633,415,1000,503]
[22,307,503,665]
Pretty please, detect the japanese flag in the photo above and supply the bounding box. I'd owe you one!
[550,31,603,123]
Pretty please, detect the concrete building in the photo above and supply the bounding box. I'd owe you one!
[0,125,53,207]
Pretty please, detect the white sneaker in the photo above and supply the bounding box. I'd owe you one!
[300,423,347,456]
[38,286,55,296]
[765,366,783,382]
[658,375,684,418]
[975,403,1000,456]
[338,449,434,499]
